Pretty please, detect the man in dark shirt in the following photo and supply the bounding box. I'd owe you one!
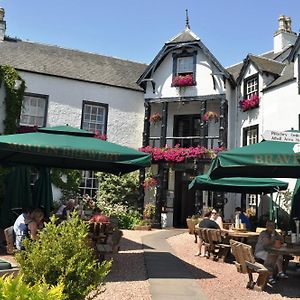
[195,211,220,256]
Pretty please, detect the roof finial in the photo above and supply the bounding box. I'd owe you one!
[185,9,190,30]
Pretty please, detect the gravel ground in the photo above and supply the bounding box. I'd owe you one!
[167,232,300,300]
[2,230,300,299]
[97,229,154,300]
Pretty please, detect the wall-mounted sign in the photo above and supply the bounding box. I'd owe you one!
[262,130,300,143]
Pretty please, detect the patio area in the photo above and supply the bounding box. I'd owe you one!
[93,229,300,299]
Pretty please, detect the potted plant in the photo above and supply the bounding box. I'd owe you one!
[203,111,219,123]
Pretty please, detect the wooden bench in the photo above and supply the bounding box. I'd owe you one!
[230,239,270,291]
[196,228,230,262]
[4,226,15,255]
[89,222,123,261]
[186,218,201,243]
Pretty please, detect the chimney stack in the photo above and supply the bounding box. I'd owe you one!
[274,15,297,53]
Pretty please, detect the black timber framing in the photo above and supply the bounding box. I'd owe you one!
[145,94,226,103]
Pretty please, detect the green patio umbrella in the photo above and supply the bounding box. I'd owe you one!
[0,125,151,174]
[208,140,300,179]
[189,173,288,193]
[0,166,32,227]
[32,167,53,219]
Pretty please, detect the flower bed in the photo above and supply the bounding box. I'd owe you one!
[239,95,259,112]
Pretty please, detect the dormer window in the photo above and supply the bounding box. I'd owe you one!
[172,51,197,86]
[244,74,258,99]
[177,56,193,76]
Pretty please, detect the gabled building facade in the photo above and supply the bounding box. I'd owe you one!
[138,18,234,227]
[139,15,300,227]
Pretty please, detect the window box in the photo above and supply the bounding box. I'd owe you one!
[172,74,194,87]
[239,95,259,112]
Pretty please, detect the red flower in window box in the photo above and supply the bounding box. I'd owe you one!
[94,130,107,141]
[172,74,194,87]
[239,95,260,112]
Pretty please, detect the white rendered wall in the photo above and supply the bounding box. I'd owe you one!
[18,72,145,149]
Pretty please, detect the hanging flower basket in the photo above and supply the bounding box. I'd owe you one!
[239,95,260,112]
[149,112,162,124]
[172,74,194,87]
[142,176,158,190]
[203,111,219,123]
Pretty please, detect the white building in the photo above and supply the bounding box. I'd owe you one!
[0,8,146,196]
[138,14,300,227]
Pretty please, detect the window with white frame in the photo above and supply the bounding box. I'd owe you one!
[79,170,98,197]
[243,125,259,146]
[244,75,258,99]
[81,101,107,134]
[19,94,48,127]
[80,101,108,197]
[177,56,193,75]
[247,194,257,211]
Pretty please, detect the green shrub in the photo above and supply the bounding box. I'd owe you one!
[16,213,111,300]
[0,274,64,300]
[97,199,141,229]
[97,171,139,207]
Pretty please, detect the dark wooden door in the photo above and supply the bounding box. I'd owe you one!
[174,171,196,227]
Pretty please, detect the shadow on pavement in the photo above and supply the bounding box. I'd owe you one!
[144,250,215,280]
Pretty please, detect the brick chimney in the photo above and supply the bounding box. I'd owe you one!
[0,8,6,41]
[274,15,297,53]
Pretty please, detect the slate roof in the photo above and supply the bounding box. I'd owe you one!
[167,28,199,44]
[0,37,147,91]
[248,55,285,75]
[264,63,295,90]
[226,47,294,88]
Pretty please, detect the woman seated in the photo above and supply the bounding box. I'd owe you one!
[254,220,288,284]
[16,208,44,250]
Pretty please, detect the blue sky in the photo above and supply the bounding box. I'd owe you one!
[0,0,300,67]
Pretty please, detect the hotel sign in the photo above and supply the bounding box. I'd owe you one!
[262,130,300,143]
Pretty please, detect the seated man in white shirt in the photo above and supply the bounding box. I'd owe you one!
[13,207,33,250]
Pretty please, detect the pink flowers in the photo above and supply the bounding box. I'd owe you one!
[139,145,225,162]
[94,130,107,141]
[239,94,259,112]
[142,177,158,190]
[149,112,162,124]
[172,74,194,87]
[203,111,218,122]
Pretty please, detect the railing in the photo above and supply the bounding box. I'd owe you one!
[148,135,220,149]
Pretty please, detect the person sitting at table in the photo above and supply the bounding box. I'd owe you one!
[210,208,225,229]
[15,208,44,250]
[13,206,33,250]
[195,211,220,257]
[61,199,77,220]
[235,207,252,230]
[254,220,288,284]
[89,207,110,223]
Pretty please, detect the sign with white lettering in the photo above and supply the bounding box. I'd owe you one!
[262,130,300,143]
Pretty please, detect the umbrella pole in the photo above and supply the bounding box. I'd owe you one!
[269,193,273,221]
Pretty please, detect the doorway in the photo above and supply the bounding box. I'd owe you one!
[173,170,196,227]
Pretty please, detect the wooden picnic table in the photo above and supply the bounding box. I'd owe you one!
[268,244,300,256]
[226,230,259,246]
